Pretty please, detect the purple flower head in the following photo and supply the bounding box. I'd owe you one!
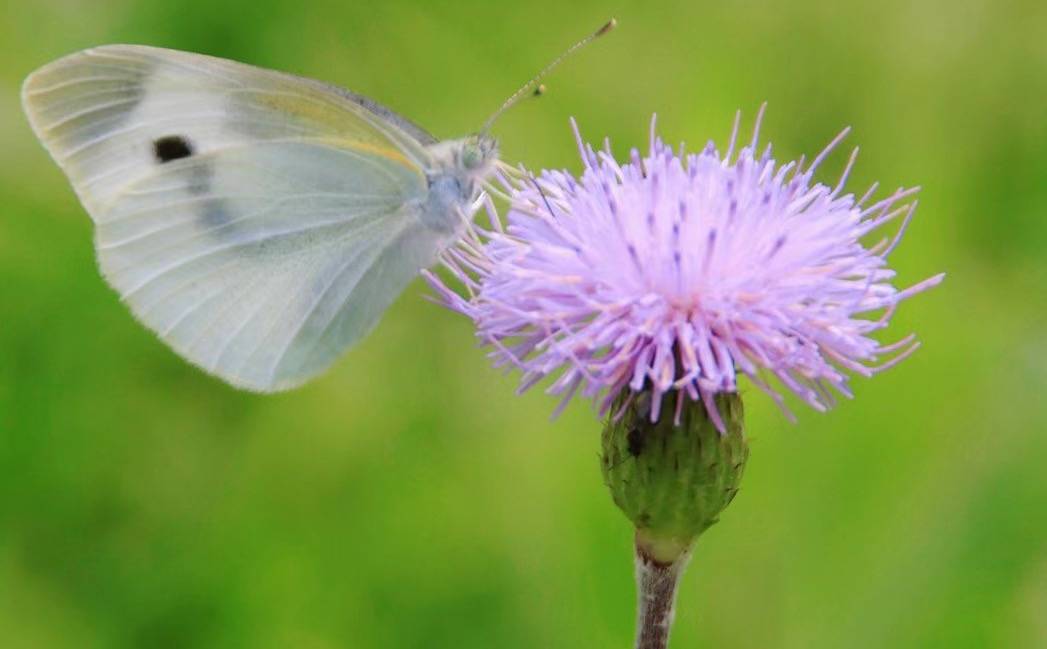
[426,107,944,430]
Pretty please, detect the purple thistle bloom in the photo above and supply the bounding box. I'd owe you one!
[426,107,944,430]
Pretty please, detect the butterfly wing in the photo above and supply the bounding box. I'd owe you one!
[23,45,450,391]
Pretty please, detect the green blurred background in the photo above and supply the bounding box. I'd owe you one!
[1,1,1045,647]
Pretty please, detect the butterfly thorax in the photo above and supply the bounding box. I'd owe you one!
[419,135,498,234]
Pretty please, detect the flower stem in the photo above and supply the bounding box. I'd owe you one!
[634,536,691,649]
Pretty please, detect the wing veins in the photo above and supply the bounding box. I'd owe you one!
[121,218,343,299]
[133,214,384,328]
[35,86,142,114]
[26,75,132,95]
[85,47,247,87]
[208,274,290,373]
[99,195,395,250]
[42,97,142,133]
[121,202,398,300]
[98,190,395,237]
[265,216,408,383]
[233,218,396,379]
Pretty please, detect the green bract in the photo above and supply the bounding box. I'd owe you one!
[602,392,748,563]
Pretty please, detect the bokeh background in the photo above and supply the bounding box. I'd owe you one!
[2,1,1045,647]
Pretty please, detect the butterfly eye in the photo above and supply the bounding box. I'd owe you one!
[461,145,483,170]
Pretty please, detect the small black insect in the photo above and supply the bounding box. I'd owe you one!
[153,135,193,163]
[627,427,646,457]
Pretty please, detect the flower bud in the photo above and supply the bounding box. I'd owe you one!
[601,392,748,563]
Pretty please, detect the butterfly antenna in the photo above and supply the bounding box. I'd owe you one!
[481,17,617,134]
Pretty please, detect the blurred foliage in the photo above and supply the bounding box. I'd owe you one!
[1,1,1046,648]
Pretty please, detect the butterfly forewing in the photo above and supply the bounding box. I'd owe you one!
[23,45,447,391]
[23,44,432,214]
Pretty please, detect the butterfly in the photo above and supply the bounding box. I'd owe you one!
[21,23,613,392]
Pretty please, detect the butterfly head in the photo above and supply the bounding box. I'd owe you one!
[459,134,499,179]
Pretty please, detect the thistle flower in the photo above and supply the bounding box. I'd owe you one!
[427,107,944,430]
[428,108,944,649]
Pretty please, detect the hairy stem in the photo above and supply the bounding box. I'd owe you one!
[634,540,691,649]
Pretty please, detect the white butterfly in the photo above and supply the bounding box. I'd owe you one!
[21,44,510,392]
[22,24,613,392]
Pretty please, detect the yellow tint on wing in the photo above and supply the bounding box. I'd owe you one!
[329,137,421,173]
[253,92,422,172]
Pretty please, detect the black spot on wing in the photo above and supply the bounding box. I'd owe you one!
[153,135,193,163]
[154,136,211,194]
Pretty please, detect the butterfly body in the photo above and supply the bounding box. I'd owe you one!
[22,45,499,391]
